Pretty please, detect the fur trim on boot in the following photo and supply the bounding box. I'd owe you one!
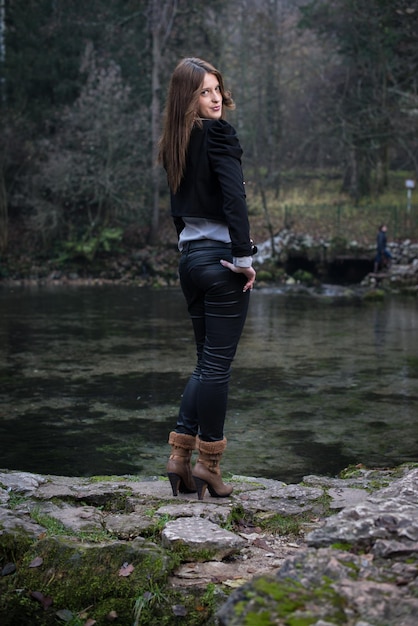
[192,436,232,500]
[166,431,196,495]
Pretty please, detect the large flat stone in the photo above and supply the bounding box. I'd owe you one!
[162,517,246,561]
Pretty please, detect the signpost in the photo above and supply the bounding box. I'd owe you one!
[405,179,415,213]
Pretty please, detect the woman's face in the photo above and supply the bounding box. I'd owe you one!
[197,72,222,119]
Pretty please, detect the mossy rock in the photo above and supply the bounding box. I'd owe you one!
[328,236,349,255]
[0,536,172,625]
[217,573,347,625]
[363,288,386,301]
[292,269,318,286]
[256,269,275,282]
[0,532,226,625]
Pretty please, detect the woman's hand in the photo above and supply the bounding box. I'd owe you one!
[220,259,256,292]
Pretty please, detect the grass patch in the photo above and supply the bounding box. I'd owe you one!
[30,508,69,536]
[246,168,417,246]
[256,513,306,537]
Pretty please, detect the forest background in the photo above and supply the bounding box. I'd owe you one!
[0,0,417,276]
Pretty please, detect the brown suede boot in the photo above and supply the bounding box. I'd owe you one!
[192,436,233,500]
[166,432,196,496]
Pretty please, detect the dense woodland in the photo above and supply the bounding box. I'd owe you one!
[0,0,417,268]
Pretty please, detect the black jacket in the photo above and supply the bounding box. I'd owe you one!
[376,229,387,254]
[170,119,252,257]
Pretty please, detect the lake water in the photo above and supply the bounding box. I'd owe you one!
[1,285,418,484]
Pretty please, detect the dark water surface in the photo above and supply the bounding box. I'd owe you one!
[1,285,418,484]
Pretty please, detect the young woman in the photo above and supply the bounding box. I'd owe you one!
[158,57,256,500]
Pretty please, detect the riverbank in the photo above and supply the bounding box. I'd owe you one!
[1,464,418,624]
[1,229,418,292]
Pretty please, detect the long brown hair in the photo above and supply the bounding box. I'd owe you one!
[158,57,235,194]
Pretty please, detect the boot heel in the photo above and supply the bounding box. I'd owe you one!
[167,472,181,496]
[193,476,208,501]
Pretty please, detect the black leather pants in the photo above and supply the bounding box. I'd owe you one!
[175,241,250,441]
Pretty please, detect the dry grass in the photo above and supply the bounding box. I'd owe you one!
[244,169,418,246]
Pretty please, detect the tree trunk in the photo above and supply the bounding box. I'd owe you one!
[148,0,178,245]
[0,166,7,252]
[149,14,161,245]
[0,0,5,104]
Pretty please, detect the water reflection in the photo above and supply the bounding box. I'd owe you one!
[1,285,418,484]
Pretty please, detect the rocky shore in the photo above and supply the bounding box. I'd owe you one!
[1,464,418,625]
[1,231,418,293]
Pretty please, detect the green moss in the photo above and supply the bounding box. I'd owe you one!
[292,269,318,286]
[310,489,333,517]
[328,235,348,255]
[256,270,275,282]
[244,610,276,625]
[339,464,418,493]
[87,475,129,482]
[0,532,35,565]
[331,542,353,551]
[339,465,365,479]
[167,540,218,563]
[101,493,133,512]
[366,479,390,492]
[255,512,307,536]
[363,289,386,301]
[75,529,117,543]
[230,575,348,625]
[1,536,173,625]
[29,505,118,543]
[5,492,29,510]
[253,577,306,608]
[234,599,248,617]
[200,582,218,612]
[397,462,418,473]
[224,504,252,531]
[141,513,174,542]
[232,476,267,489]
[222,503,315,538]
[29,509,69,536]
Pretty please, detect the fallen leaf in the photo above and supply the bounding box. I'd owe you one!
[1,563,16,576]
[172,604,187,616]
[106,610,118,621]
[30,590,53,610]
[118,562,134,577]
[29,556,43,568]
[55,608,74,622]
[253,538,270,550]
[223,578,248,588]
[84,619,96,626]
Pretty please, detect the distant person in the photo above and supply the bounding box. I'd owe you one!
[374,224,392,273]
[158,58,256,500]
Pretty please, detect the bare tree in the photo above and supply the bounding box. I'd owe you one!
[0,0,7,250]
[227,0,289,254]
[0,163,6,252]
[300,0,418,200]
[22,46,148,253]
[0,0,5,104]
[148,0,178,244]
